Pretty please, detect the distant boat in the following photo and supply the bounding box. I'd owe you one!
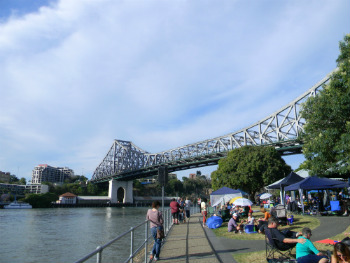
[4,201,32,209]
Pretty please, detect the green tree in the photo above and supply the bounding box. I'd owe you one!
[211,145,291,198]
[19,177,27,185]
[300,35,350,177]
[24,192,58,208]
[87,183,98,195]
[165,178,183,195]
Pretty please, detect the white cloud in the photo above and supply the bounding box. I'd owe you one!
[0,0,349,181]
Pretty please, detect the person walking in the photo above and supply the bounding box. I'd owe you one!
[201,198,208,226]
[146,201,163,261]
[170,198,180,224]
[184,197,192,220]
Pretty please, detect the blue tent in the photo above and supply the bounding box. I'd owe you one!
[268,172,304,189]
[211,187,242,195]
[285,176,349,191]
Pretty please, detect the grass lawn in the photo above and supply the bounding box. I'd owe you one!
[212,208,320,241]
[210,206,329,263]
[231,218,350,263]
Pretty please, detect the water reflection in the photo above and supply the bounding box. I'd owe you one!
[0,207,149,263]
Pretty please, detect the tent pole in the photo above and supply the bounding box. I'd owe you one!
[299,189,304,214]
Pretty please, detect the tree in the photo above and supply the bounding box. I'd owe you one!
[211,145,291,198]
[19,177,27,185]
[300,35,350,177]
[24,192,58,208]
[9,175,19,183]
[165,179,183,195]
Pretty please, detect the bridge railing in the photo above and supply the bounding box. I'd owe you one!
[74,205,200,263]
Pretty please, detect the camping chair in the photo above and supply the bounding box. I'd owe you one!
[220,209,231,222]
[208,206,215,217]
[265,228,295,263]
[273,205,288,225]
[330,201,341,215]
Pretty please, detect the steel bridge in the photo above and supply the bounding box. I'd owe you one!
[91,70,335,183]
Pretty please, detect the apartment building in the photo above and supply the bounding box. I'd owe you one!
[32,164,74,184]
[0,183,49,195]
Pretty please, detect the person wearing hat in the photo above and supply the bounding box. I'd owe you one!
[228,213,242,233]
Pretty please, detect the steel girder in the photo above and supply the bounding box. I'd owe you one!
[91,70,335,182]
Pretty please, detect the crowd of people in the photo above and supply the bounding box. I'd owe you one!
[216,201,350,263]
[169,197,192,224]
[145,197,350,263]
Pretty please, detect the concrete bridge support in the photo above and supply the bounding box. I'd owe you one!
[108,180,133,204]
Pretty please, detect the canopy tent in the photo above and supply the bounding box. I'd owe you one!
[285,177,349,191]
[236,189,249,196]
[266,172,305,205]
[284,176,349,213]
[210,187,242,207]
[267,172,305,189]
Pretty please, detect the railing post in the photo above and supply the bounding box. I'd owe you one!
[144,221,148,263]
[130,227,134,263]
[165,209,168,235]
[96,246,102,263]
[167,209,169,232]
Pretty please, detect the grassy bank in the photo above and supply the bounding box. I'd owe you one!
[212,208,320,241]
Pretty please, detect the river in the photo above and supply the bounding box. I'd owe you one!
[0,207,152,263]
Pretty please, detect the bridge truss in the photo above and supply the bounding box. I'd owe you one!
[91,70,335,183]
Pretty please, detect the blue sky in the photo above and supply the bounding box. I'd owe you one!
[0,0,349,182]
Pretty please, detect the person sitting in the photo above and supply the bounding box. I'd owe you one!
[332,242,350,263]
[228,213,242,233]
[258,207,271,232]
[296,227,328,263]
[243,212,255,225]
[264,217,305,250]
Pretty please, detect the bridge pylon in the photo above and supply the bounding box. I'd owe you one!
[108,179,133,204]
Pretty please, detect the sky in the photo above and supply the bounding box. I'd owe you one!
[0,0,349,183]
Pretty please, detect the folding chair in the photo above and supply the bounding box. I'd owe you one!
[207,206,215,217]
[330,201,341,215]
[220,209,231,222]
[265,228,296,263]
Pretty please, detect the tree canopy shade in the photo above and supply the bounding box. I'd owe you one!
[211,145,291,198]
[300,35,350,177]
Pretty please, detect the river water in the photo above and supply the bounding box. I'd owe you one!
[0,207,152,263]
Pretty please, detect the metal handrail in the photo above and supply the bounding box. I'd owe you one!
[73,207,163,263]
[74,205,199,263]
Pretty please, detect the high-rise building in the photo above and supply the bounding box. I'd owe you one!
[31,164,74,184]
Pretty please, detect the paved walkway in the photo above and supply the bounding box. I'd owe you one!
[157,213,350,263]
[158,213,220,263]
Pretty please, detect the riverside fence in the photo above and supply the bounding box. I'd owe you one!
[74,205,200,263]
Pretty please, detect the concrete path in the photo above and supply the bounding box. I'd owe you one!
[158,213,221,263]
[158,214,349,263]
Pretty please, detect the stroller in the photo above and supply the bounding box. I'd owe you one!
[271,204,288,225]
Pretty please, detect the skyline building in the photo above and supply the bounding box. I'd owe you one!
[31,164,74,184]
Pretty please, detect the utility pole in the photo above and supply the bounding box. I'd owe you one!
[158,166,168,213]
